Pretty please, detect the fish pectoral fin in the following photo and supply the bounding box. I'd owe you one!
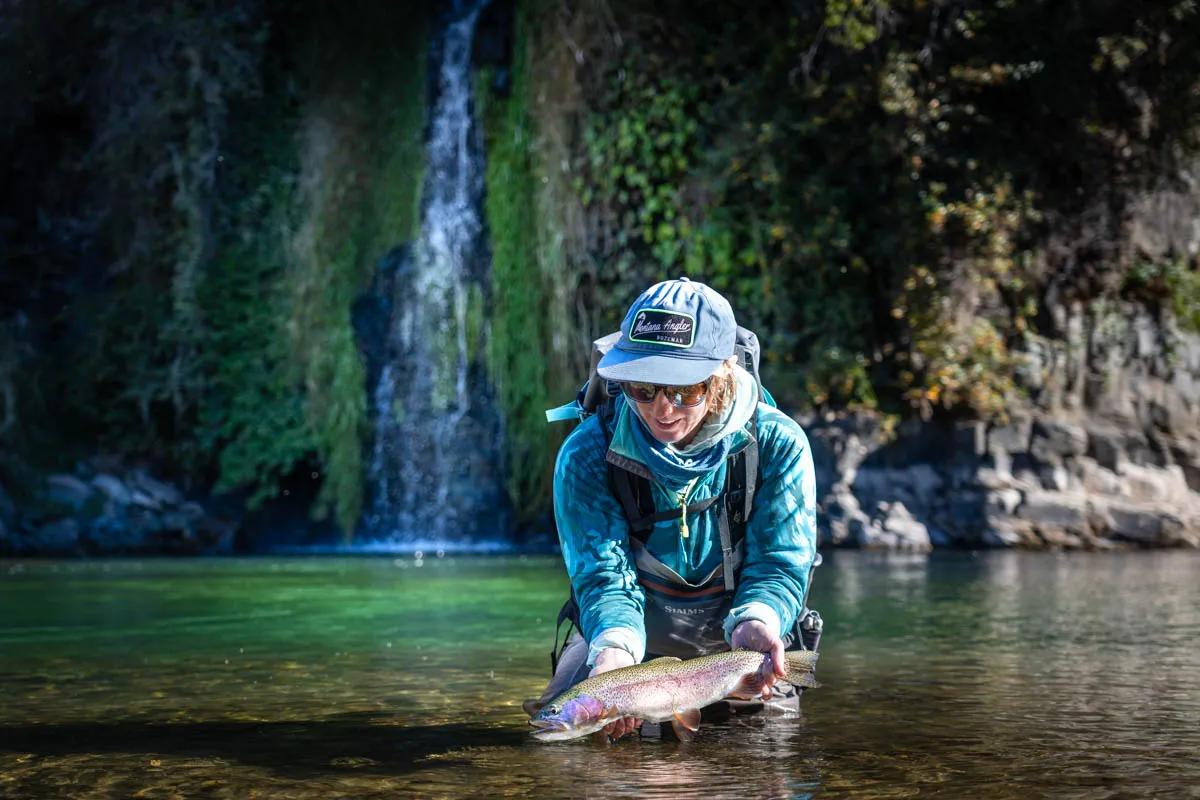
[670,709,701,741]
[648,656,683,664]
[673,708,701,732]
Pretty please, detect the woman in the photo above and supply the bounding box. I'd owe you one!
[536,277,818,739]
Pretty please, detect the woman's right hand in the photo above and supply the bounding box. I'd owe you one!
[589,647,642,739]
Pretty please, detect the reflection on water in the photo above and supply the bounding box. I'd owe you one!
[1,552,1198,798]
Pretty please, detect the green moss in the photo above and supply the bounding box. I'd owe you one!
[1126,258,1200,334]
[286,3,430,537]
[482,0,559,519]
[196,84,314,506]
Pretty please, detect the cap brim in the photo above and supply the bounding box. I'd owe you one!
[596,347,723,385]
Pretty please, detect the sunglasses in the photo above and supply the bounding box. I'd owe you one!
[620,380,710,408]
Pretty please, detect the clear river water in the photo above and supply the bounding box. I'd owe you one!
[1,551,1198,799]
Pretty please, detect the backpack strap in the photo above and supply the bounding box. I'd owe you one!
[551,591,580,673]
[607,465,725,543]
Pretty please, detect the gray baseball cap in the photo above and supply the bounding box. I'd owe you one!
[596,277,737,385]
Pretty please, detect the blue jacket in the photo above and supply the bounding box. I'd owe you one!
[553,394,817,663]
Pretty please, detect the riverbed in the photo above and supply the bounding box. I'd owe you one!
[1,552,1197,798]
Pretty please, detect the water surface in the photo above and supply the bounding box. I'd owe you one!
[2,552,1198,798]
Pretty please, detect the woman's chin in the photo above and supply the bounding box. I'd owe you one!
[650,421,694,444]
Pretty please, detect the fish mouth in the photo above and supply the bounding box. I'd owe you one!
[528,718,572,740]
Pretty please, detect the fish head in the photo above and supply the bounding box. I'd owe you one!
[529,694,609,741]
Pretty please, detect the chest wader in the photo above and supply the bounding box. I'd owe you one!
[549,406,824,677]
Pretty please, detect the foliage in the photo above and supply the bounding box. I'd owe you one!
[1125,259,1200,333]
[195,86,314,506]
[480,1,567,520]
[565,0,1200,420]
[74,1,267,469]
[1,0,428,537]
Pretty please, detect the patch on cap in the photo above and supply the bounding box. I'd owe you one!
[628,309,696,348]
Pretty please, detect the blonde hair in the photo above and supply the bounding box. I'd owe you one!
[704,357,740,420]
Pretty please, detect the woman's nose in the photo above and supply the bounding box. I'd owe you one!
[650,391,674,415]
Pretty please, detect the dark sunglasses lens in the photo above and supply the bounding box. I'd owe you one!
[673,383,708,405]
[622,382,659,403]
[622,381,708,406]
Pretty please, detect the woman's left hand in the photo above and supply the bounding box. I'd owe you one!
[730,620,786,699]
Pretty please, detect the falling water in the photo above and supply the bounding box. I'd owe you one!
[360,0,508,545]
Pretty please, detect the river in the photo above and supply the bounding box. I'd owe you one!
[1,551,1198,798]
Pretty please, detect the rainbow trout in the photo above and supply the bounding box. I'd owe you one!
[528,649,819,742]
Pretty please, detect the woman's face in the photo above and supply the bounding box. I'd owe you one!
[631,387,709,446]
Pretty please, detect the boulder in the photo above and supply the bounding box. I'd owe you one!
[1037,527,1085,549]
[129,488,160,510]
[985,488,1023,516]
[1015,490,1089,533]
[1077,459,1124,496]
[129,470,183,508]
[91,474,132,506]
[821,489,867,547]
[976,467,1014,491]
[1117,462,1190,504]
[28,518,82,555]
[879,502,933,553]
[44,474,94,512]
[1038,464,1072,492]
[83,514,152,553]
[988,416,1032,453]
[982,521,1035,548]
[0,480,14,523]
[851,517,894,550]
[1101,501,1185,544]
[1030,420,1089,462]
[1086,428,1125,471]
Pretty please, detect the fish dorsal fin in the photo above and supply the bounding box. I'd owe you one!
[649,656,683,664]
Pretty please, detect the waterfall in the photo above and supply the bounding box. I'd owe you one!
[358,0,508,545]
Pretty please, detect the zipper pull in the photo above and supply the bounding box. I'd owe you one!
[677,478,695,540]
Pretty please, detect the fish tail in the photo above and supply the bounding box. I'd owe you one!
[783,650,820,689]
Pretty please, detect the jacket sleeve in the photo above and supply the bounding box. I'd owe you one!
[553,419,646,662]
[723,410,818,641]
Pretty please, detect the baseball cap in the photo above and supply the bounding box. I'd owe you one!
[596,277,737,385]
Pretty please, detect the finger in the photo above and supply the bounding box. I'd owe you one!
[771,640,787,679]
